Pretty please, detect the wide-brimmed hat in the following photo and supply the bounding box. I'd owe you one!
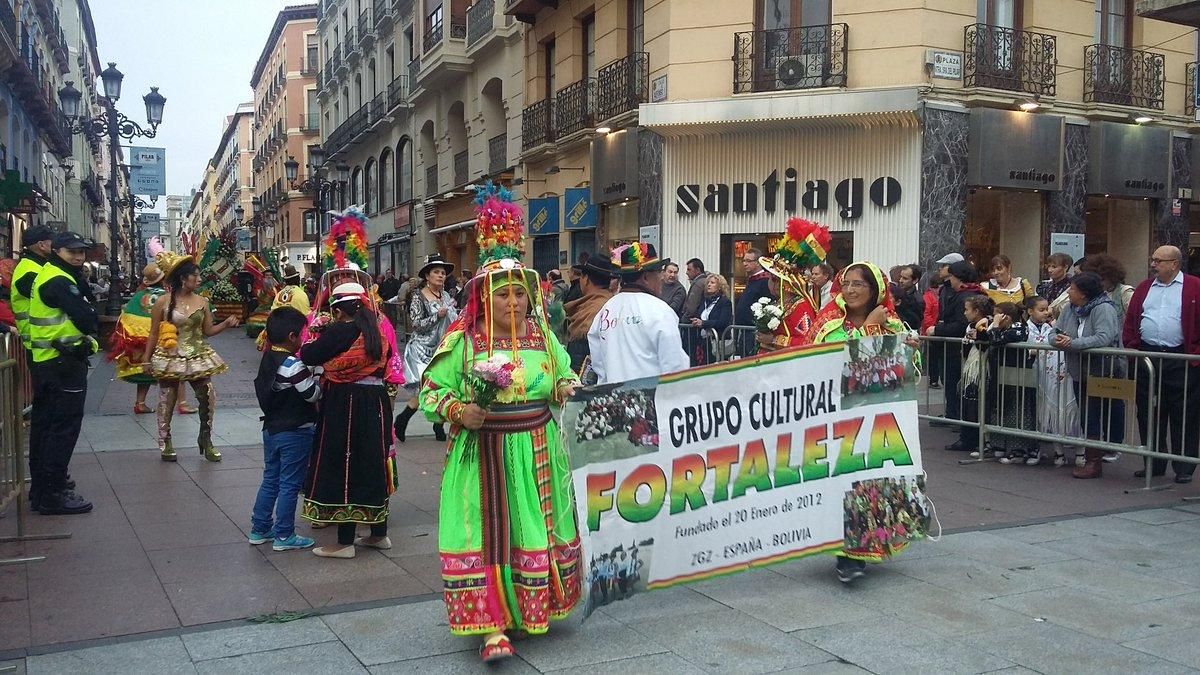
[281,264,301,283]
[155,251,194,278]
[580,255,616,278]
[142,262,165,286]
[760,218,831,290]
[330,281,367,306]
[611,242,666,275]
[418,253,455,279]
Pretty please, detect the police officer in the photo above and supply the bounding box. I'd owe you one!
[11,224,54,347]
[28,231,98,515]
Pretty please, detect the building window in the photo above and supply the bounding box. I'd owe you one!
[544,39,556,101]
[628,0,644,53]
[756,0,831,30]
[365,159,377,213]
[351,166,363,204]
[380,147,394,209]
[583,15,596,80]
[398,137,413,202]
[977,0,1021,28]
[1095,0,1131,47]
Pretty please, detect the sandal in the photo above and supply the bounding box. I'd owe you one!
[480,634,514,662]
[133,402,153,414]
[177,402,198,415]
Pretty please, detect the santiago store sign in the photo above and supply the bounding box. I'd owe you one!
[676,169,902,220]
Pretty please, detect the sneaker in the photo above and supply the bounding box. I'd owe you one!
[1053,454,1067,468]
[1025,453,1041,466]
[1075,455,1086,468]
[929,382,942,390]
[37,489,92,515]
[836,557,866,584]
[273,534,316,551]
[1102,452,1120,463]
[248,530,272,545]
[998,454,1020,464]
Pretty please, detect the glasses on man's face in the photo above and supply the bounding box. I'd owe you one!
[842,280,871,290]
[1150,257,1180,265]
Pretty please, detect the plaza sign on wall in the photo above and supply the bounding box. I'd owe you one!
[675,170,903,221]
[129,147,166,197]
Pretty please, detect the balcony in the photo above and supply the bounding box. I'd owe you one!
[1083,43,1164,110]
[521,98,554,151]
[732,23,848,94]
[387,74,409,109]
[504,0,556,23]
[300,113,320,133]
[0,0,17,70]
[963,24,1056,97]
[467,0,495,47]
[596,51,649,122]
[369,92,386,125]
[1189,62,1198,117]
[488,133,507,174]
[301,57,318,75]
[374,0,393,29]
[425,163,439,195]
[395,0,413,17]
[359,8,373,46]
[344,28,358,62]
[423,20,443,53]
[554,78,595,138]
[408,57,420,85]
[453,150,468,185]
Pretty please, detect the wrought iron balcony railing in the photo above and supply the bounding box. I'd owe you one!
[488,133,507,174]
[555,78,595,138]
[467,0,495,47]
[424,20,443,53]
[369,92,386,124]
[963,23,1056,97]
[453,150,468,185]
[1188,62,1198,118]
[344,27,356,57]
[521,98,553,151]
[450,16,467,40]
[374,0,390,25]
[1084,43,1164,110]
[732,23,848,94]
[408,57,420,85]
[596,51,649,121]
[300,57,318,75]
[359,8,372,40]
[387,74,409,108]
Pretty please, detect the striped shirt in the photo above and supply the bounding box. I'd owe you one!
[274,354,321,403]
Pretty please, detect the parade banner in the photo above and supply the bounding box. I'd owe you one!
[566,337,928,615]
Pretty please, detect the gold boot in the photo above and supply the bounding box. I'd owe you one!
[200,442,222,462]
[160,440,177,462]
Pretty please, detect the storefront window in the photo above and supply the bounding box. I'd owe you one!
[721,232,853,299]
[532,235,560,275]
[601,202,639,249]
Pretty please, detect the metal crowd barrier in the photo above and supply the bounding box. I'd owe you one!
[918,334,1200,492]
[0,332,51,565]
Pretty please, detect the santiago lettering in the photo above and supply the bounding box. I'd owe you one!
[675,169,901,221]
[584,412,914,532]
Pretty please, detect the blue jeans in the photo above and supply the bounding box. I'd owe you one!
[251,427,315,540]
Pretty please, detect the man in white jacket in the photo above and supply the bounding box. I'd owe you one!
[588,243,689,384]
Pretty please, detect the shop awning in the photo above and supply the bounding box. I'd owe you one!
[639,87,922,137]
[428,219,474,235]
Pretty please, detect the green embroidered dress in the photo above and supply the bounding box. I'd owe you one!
[420,319,582,636]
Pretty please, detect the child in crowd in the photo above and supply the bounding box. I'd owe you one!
[985,302,1039,465]
[960,294,995,458]
[1026,296,1083,467]
[249,307,321,551]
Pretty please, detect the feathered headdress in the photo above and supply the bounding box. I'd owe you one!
[322,206,369,271]
[474,182,526,267]
[760,217,832,290]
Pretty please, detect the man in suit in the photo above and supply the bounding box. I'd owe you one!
[1122,245,1200,484]
[734,248,772,357]
[682,258,712,318]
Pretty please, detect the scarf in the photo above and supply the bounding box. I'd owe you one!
[322,334,389,384]
[564,289,613,341]
[1073,294,1113,320]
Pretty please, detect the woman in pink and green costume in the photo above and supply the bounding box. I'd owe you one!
[419,184,581,662]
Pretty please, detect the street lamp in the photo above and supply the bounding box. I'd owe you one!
[284,150,349,232]
[59,63,165,315]
[116,189,157,274]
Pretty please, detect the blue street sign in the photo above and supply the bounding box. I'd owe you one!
[129,147,166,197]
[564,187,597,230]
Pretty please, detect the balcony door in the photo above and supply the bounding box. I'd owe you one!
[974,0,1022,88]
[1094,0,1136,104]
[755,0,833,91]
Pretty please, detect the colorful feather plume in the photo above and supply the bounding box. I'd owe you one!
[474,182,526,266]
[776,218,832,270]
[322,206,369,271]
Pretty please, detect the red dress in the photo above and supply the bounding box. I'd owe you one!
[764,295,818,351]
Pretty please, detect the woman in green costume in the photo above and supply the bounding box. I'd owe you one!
[420,184,581,663]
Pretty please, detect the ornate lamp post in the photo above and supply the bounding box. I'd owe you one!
[284,147,348,233]
[117,190,157,276]
[59,64,165,314]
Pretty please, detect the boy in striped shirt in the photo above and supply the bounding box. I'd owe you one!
[249,307,320,551]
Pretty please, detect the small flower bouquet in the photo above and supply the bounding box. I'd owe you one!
[468,353,516,409]
[750,297,784,333]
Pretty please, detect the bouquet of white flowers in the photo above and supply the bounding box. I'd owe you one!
[750,297,784,333]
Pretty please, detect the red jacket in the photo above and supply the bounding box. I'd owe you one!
[920,288,939,333]
[1122,273,1200,363]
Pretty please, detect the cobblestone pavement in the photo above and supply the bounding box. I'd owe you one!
[5,331,1200,672]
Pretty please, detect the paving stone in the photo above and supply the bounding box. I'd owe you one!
[194,641,365,674]
[884,552,1064,601]
[539,651,698,674]
[1125,626,1200,670]
[160,563,310,626]
[597,585,728,624]
[773,661,874,675]
[26,636,196,675]
[513,608,668,672]
[1040,534,1194,573]
[1006,558,1196,604]
[0,599,30,651]
[990,586,1195,643]
[988,521,1096,545]
[684,567,878,632]
[626,607,830,674]
[960,622,1187,674]
[369,650,540,674]
[181,617,336,661]
[795,619,1013,674]
[0,659,25,675]
[27,568,178,645]
[931,530,1081,569]
[1113,508,1200,525]
[322,600,472,666]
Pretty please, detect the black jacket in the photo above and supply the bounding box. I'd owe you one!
[255,349,319,434]
[933,284,985,339]
[894,286,925,331]
[687,295,733,333]
[38,255,98,336]
[734,274,772,326]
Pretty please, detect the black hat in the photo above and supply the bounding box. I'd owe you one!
[52,231,93,251]
[281,264,301,282]
[947,260,977,284]
[418,253,455,279]
[21,225,54,248]
[580,256,616,278]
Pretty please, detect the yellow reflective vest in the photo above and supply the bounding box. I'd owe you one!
[27,263,89,363]
[10,254,43,346]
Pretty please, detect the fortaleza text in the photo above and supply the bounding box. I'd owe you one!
[667,380,837,448]
[585,412,912,532]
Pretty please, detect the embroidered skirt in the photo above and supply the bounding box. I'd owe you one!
[302,381,397,524]
[439,402,581,635]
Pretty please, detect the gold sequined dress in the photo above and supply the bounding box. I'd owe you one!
[150,308,228,381]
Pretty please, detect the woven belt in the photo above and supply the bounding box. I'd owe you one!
[479,402,552,433]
